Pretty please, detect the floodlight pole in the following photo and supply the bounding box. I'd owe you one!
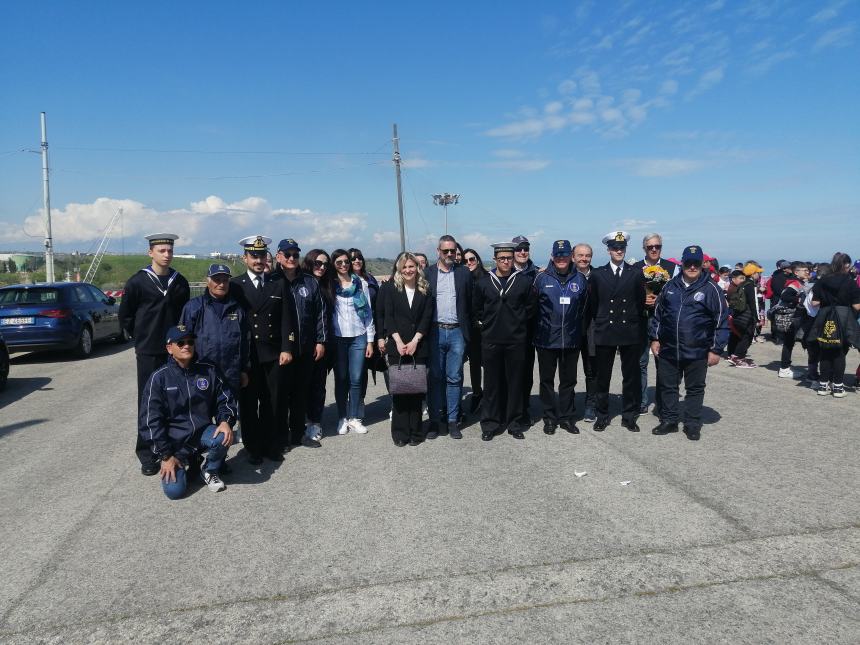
[432,193,460,235]
[392,124,406,253]
[40,112,56,282]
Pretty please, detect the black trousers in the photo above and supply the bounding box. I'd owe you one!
[727,316,755,358]
[657,357,708,431]
[780,333,805,369]
[579,348,597,409]
[240,359,283,456]
[819,346,849,383]
[595,344,641,422]
[537,347,579,424]
[281,350,313,446]
[481,342,525,434]
[391,393,425,443]
[521,343,535,420]
[468,332,483,397]
[135,352,168,466]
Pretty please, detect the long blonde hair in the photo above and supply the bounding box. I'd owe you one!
[393,252,429,295]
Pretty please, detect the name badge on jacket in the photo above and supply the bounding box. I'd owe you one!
[560,297,571,305]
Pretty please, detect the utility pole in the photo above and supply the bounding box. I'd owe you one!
[40,112,55,282]
[432,193,460,235]
[392,124,406,253]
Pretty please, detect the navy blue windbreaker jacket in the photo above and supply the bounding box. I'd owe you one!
[648,270,730,362]
[180,292,249,391]
[280,270,327,352]
[139,358,238,463]
[531,264,589,350]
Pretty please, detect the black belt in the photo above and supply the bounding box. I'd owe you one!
[436,322,459,329]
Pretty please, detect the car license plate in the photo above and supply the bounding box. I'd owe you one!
[1,317,34,325]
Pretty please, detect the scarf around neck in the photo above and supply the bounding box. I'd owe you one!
[336,273,372,325]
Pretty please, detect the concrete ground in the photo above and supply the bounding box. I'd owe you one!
[0,340,858,644]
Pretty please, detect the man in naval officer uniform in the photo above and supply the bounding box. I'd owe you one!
[120,233,190,476]
[588,231,647,432]
[230,236,297,464]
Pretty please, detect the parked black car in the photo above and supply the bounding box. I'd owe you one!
[0,282,126,358]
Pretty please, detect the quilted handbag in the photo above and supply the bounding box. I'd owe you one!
[388,356,428,395]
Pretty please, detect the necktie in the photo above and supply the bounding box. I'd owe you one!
[255,276,262,290]
[615,266,621,279]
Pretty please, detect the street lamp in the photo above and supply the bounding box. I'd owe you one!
[432,193,460,234]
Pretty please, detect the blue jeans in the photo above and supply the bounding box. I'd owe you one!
[162,424,230,500]
[334,334,367,419]
[429,326,466,424]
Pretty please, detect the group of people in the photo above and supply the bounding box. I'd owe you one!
[120,231,860,499]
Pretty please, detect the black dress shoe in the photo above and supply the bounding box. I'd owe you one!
[247,452,263,465]
[652,422,679,435]
[394,439,407,447]
[408,439,422,446]
[426,431,439,440]
[141,462,160,476]
[481,431,494,441]
[622,419,640,432]
[593,418,609,431]
[543,421,557,435]
[301,436,322,448]
[684,426,701,441]
[265,450,285,462]
[561,421,580,434]
[509,430,525,440]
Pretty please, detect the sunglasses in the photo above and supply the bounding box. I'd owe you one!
[465,256,477,263]
[645,244,662,251]
[173,339,195,348]
[495,256,514,262]
[334,259,350,267]
[683,261,703,268]
[351,256,364,263]
[313,259,329,269]
[515,247,530,253]
[440,248,457,255]
[281,251,300,260]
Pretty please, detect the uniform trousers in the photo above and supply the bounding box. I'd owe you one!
[656,357,708,431]
[595,344,642,423]
[579,347,597,411]
[391,392,425,444]
[240,358,283,457]
[480,342,525,434]
[468,329,483,398]
[135,352,168,467]
[521,343,536,422]
[536,347,579,424]
[282,350,312,446]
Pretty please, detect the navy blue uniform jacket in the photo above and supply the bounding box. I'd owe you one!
[648,271,730,362]
[119,267,190,355]
[139,358,238,463]
[531,265,589,350]
[179,291,250,391]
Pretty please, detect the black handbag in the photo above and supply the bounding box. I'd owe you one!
[388,355,428,395]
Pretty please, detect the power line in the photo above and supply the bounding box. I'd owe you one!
[52,146,389,156]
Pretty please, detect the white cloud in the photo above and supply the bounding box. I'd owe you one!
[660,79,678,95]
[569,111,596,125]
[810,2,847,23]
[686,65,725,99]
[401,156,434,168]
[373,231,400,244]
[492,149,525,159]
[544,101,564,114]
[459,231,492,251]
[488,159,551,172]
[747,50,796,75]
[558,79,577,95]
[0,195,370,253]
[627,158,707,177]
[485,118,547,138]
[615,218,658,231]
[813,24,855,50]
[572,98,594,111]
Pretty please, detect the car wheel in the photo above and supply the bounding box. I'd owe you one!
[0,349,8,391]
[75,326,93,358]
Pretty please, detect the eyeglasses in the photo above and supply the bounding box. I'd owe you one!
[515,247,530,253]
[173,339,195,348]
[282,252,300,260]
[313,260,329,269]
[645,244,662,251]
[440,248,457,255]
[495,256,514,262]
[683,261,703,269]
[465,256,477,263]
[334,259,350,267]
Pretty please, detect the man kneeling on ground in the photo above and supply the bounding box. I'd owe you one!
[140,325,238,499]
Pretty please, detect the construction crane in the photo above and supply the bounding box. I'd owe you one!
[83,207,122,284]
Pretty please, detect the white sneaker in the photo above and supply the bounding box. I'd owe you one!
[778,367,793,378]
[336,418,350,435]
[349,418,368,434]
[201,470,225,492]
[817,382,831,396]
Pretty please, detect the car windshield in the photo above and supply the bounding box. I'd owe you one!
[0,288,62,305]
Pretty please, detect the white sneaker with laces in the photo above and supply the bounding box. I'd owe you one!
[201,470,225,492]
[817,382,831,396]
[337,418,350,435]
[777,367,793,378]
[349,418,368,434]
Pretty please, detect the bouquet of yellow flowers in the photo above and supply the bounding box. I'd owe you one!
[643,265,671,295]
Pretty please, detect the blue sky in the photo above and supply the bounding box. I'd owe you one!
[1,1,858,266]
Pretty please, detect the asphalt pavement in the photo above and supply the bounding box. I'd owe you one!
[0,340,858,644]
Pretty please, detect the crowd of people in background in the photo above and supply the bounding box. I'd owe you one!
[120,231,860,499]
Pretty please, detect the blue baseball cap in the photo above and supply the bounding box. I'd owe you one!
[165,324,196,344]
[277,238,301,253]
[681,245,704,263]
[207,263,231,277]
[551,239,572,257]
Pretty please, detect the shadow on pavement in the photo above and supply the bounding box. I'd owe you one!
[0,376,52,408]
[11,342,132,364]
[0,417,49,439]
[222,448,284,485]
